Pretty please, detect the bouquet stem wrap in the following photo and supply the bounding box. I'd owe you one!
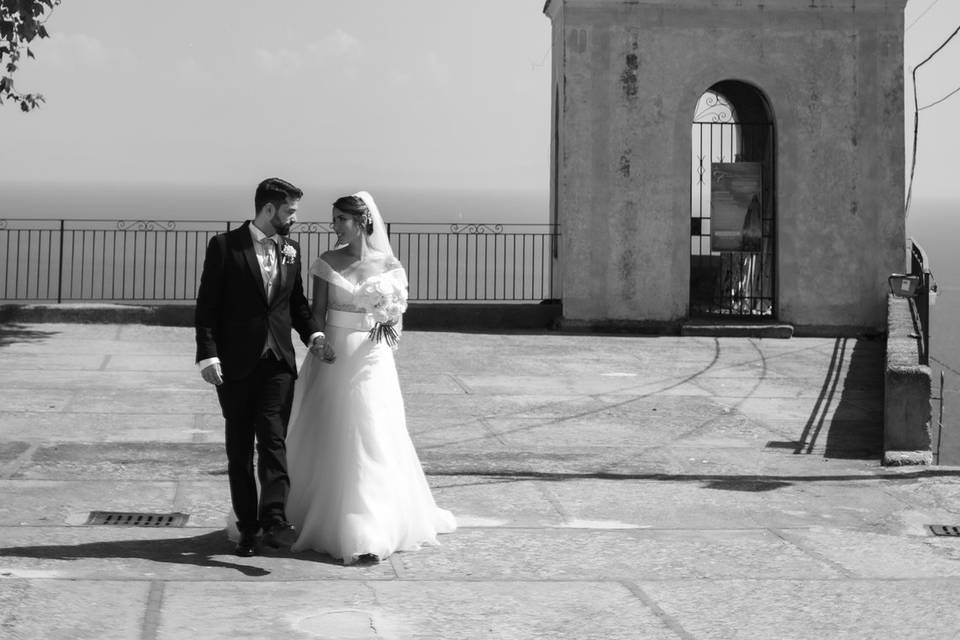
[368,321,400,347]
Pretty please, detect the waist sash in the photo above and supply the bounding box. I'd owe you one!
[326,308,375,331]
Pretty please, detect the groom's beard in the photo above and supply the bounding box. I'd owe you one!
[273,221,293,236]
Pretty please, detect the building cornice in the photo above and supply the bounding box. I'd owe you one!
[544,0,906,12]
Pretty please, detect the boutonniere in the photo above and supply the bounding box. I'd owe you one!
[280,243,297,265]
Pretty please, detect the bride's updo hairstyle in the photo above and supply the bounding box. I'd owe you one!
[333,195,374,235]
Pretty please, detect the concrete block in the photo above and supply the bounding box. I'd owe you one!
[681,322,794,338]
[882,450,934,466]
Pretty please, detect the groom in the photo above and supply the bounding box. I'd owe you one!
[195,177,324,557]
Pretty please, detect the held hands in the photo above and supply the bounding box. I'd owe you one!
[309,334,336,364]
[200,362,223,386]
[200,336,335,383]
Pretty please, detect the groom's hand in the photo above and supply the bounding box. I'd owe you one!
[309,335,335,363]
[308,334,324,355]
[320,342,336,363]
[200,362,224,386]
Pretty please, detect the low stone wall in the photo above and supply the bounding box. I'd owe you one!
[406,302,561,331]
[0,302,562,332]
[0,303,194,326]
[883,294,933,465]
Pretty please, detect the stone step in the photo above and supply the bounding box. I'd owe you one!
[681,322,794,339]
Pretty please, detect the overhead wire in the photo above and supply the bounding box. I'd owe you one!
[919,83,960,111]
[906,0,942,32]
[905,22,960,217]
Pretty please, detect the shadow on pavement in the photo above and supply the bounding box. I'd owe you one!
[0,323,60,348]
[0,530,352,573]
[429,468,960,491]
[823,336,884,458]
[0,531,274,577]
[768,337,883,459]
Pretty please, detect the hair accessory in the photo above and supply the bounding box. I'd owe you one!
[351,191,394,256]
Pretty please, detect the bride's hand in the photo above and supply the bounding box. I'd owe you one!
[320,342,336,364]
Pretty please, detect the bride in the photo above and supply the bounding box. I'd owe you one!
[285,191,456,564]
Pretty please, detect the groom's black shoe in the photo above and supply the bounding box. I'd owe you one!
[262,522,297,549]
[234,531,259,557]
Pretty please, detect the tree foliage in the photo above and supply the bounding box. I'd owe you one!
[0,0,60,112]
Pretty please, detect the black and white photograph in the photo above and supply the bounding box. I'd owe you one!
[1,1,960,638]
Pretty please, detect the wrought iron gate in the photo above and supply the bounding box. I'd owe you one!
[690,91,775,319]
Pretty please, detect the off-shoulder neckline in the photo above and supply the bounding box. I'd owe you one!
[314,256,403,291]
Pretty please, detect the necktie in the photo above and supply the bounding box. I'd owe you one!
[261,236,277,275]
[260,236,280,356]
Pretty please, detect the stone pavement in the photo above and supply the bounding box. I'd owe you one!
[3,322,960,639]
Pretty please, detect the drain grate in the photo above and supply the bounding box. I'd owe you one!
[928,525,960,537]
[86,511,190,527]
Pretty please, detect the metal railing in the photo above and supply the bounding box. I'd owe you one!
[0,219,559,304]
[909,237,934,365]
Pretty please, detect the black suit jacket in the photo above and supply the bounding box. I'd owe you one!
[194,221,320,381]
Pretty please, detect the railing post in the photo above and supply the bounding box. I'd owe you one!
[910,238,931,365]
[57,219,65,304]
[919,273,930,366]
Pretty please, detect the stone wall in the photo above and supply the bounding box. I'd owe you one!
[0,303,563,332]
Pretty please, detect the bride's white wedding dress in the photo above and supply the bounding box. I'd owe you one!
[285,256,456,564]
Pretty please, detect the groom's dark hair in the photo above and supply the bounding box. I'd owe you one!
[255,178,303,213]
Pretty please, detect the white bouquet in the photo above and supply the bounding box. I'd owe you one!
[356,273,408,347]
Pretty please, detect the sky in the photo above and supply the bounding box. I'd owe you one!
[903,0,960,208]
[0,0,958,208]
[0,0,553,194]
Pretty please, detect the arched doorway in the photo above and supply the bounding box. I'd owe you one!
[690,81,775,319]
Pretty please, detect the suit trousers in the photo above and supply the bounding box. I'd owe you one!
[216,354,295,534]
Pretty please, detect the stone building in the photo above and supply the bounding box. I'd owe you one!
[543,0,908,334]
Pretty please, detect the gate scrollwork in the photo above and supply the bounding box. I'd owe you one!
[292,222,334,233]
[450,223,504,234]
[117,220,177,231]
